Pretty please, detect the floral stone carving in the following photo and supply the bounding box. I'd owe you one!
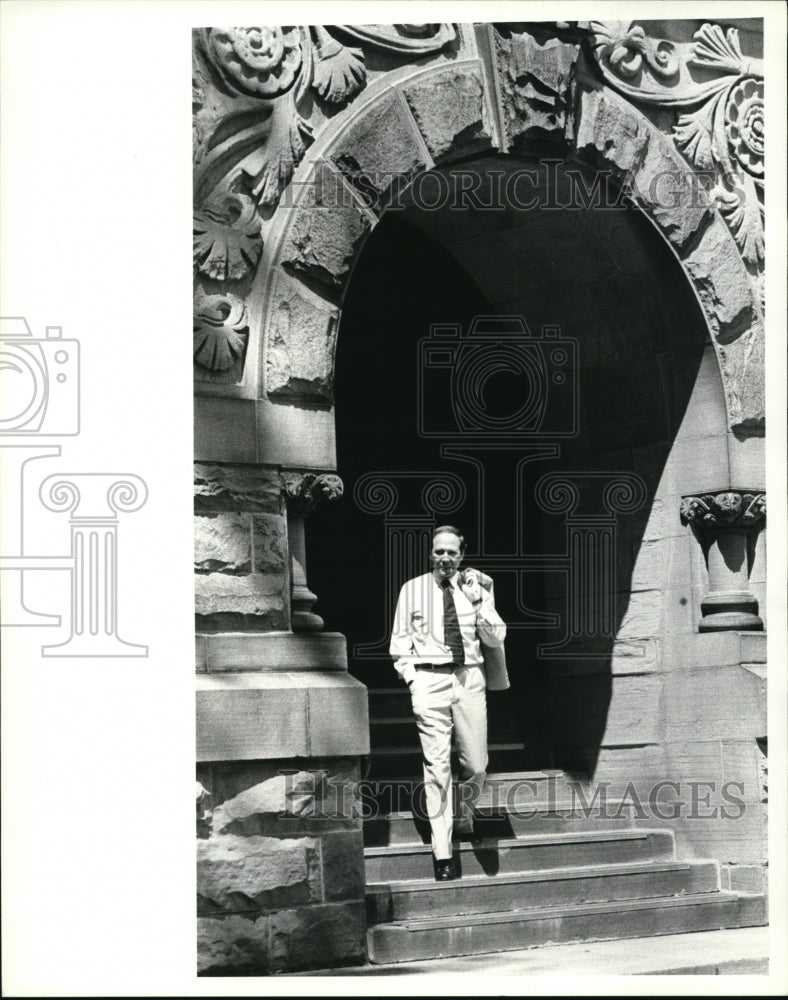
[285,473,345,513]
[680,489,766,528]
[586,21,764,287]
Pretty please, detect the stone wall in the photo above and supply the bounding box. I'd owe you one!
[196,758,366,974]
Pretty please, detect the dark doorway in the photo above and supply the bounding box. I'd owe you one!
[307,155,711,781]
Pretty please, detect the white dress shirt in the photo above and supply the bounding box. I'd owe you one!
[390,571,506,684]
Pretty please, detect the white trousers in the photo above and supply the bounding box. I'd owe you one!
[409,664,488,860]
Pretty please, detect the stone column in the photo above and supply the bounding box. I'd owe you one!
[284,472,344,632]
[680,489,766,632]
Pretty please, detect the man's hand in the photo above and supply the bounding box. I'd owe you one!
[460,568,483,607]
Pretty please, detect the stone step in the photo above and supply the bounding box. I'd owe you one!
[364,804,634,847]
[366,859,721,923]
[364,829,675,882]
[366,891,767,964]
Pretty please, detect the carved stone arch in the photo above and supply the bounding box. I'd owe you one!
[252,59,763,471]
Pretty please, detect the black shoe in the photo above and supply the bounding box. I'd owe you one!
[434,859,458,882]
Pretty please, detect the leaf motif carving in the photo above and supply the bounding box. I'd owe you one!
[193,291,249,372]
[242,95,314,207]
[311,25,366,104]
[673,88,729,172]
[713,176,764,268]
[193,194,262,281]
[689,23,745,75]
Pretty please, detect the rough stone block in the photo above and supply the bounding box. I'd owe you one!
[194,512,252,573]
[269,901,366,972]
[632,139,713,250]
[194,572,287,632]
[265,276,338,405]
[682,217,760,344]
[194,463,283,514]
[197,913,269,974]
[197,834,318,911]
[495,29,578,147]
[279,165,371,291]
[716,327,765,430]
[211,771,317,835]
[251,513,287,573]
[328,91,429,211]
[574,85,650,179]
[320,830,366,902]
[401,62,492,160]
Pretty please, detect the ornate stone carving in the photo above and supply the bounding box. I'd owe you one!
[310,25,366,104]
[586,21,764,285]
[725,77,764,178]
[589,21,679,83]
[203,27,303,98]
[331,23,456,55]
[680,488,764,634]
[193,290,248,375]
[285,472,344,513]
[680,489,766,527]
[193,24,456,213]
[193,194,262,281]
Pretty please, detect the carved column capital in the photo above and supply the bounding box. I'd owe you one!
[680,488,766,529]
[285,472,344,514]
[680,488,765,633]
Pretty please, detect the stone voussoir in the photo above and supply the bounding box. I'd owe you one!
[401,62,493,160]
[265,273,339,405]
[327,89,430,212]
[279,163,372,293]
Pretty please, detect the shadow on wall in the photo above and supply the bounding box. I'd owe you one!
[307,163,710,779]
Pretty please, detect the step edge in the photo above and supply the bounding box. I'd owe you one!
[369,890,765,933]
[365,859,714,893]
[364,829,663,857]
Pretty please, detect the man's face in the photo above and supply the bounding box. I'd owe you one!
[431,531,464,580]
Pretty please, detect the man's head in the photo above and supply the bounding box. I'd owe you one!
[431,525,465,580]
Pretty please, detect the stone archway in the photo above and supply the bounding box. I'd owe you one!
[194,21,767,975]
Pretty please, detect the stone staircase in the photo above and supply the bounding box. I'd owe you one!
[361,685,766,965]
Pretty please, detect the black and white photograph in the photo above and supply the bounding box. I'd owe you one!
[1,2,786,995]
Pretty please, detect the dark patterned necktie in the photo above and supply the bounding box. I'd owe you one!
[441,578,465,664]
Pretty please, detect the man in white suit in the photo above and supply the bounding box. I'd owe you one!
[389,525,508,880]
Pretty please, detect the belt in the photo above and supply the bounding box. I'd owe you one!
[415,662,464,672]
